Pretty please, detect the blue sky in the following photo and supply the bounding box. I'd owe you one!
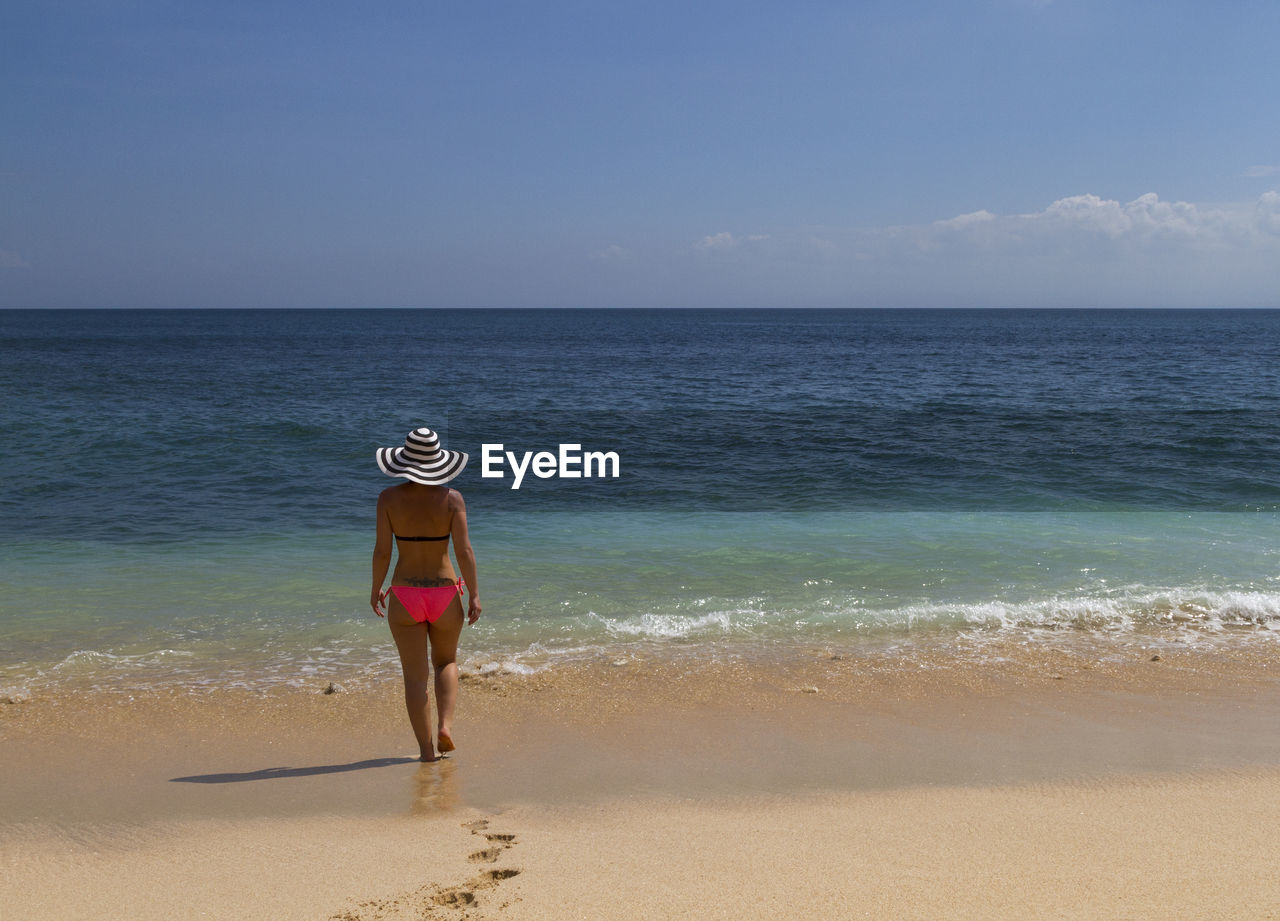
[2,0,1278,308]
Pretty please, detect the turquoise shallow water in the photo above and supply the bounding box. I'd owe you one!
[2,508,1278,695]
[2,309,1279,695]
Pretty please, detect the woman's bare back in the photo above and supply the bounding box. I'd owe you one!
[381,483,459,582]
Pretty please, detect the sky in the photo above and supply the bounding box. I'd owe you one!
[2,0,1278,308]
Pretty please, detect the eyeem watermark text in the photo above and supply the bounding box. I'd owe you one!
[481,443,620,490]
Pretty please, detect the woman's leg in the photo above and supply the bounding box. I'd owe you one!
[387,598,436,762]
[427,595,466,752]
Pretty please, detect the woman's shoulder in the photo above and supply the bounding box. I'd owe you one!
[380,482,460,504]
[377,482,415,503]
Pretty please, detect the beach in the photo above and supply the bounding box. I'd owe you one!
[4,309,1280,917]
[4,642,1279,920]
[7,0,1280,901]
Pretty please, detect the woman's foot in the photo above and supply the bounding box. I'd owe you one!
[437,729,456,753]
[419,747,439,763]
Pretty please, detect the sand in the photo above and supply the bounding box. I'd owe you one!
[3,641,1280,920]
[497,772,1280,921]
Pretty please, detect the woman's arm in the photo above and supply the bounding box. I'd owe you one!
[450,490,482,625]
[370,490,394,616]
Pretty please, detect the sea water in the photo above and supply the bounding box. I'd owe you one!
[2,308,1278,695]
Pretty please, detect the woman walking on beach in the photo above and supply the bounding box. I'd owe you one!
[371,427,481,762]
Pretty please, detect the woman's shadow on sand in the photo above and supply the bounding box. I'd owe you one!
[170,756,419,784]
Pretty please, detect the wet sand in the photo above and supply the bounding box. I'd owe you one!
[2,641,1279,919]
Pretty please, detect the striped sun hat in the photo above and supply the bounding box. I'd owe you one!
[375,427,469,485]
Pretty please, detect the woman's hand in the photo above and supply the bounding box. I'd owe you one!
[371,588,386,618]
[467,595,482,625]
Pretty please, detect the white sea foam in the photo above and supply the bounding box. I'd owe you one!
[574,588,1280,643]
[8,587,1280,695]
[884,589,1280,634]
[594,608,765,639]
[459,659,538,677]
[459,641,606,677]
[46,648,195,672]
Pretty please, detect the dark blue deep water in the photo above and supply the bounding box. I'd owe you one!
[3,308,1280,542]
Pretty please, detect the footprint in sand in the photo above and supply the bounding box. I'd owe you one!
[328,818,523,919]
[478,868,520,883]
[419,819,521,912]
[431,867,522,908]
[432,888,477,907]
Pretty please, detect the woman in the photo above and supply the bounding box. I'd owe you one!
[370,427,481,762]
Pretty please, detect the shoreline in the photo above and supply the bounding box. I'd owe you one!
[4,645,1280,919]
[4,639,1280,817]
[6,598,1278,701]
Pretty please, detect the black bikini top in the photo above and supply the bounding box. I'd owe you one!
[395,533,449,541]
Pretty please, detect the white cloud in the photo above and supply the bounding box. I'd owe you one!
[679,191,1280,308]
[694,231,738,251]
[1244,165,1280,178]
[1041,193,1133,235]
[934,210,996,230]
[1257,191,1280,236]
[762,191,1280,257]
[1038,192,1213,239]
[693,231,770,251]
[906,191,1274,250]
[0,249,30,269]
[592,244,631,261]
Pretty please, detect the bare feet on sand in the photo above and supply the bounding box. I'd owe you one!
[438,730,456,754]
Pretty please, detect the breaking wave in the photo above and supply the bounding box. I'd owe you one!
[4,587,1279,696]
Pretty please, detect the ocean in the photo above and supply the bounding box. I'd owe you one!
[2,308,1278,696]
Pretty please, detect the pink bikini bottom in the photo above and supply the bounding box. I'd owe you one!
[384,580,465,624]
